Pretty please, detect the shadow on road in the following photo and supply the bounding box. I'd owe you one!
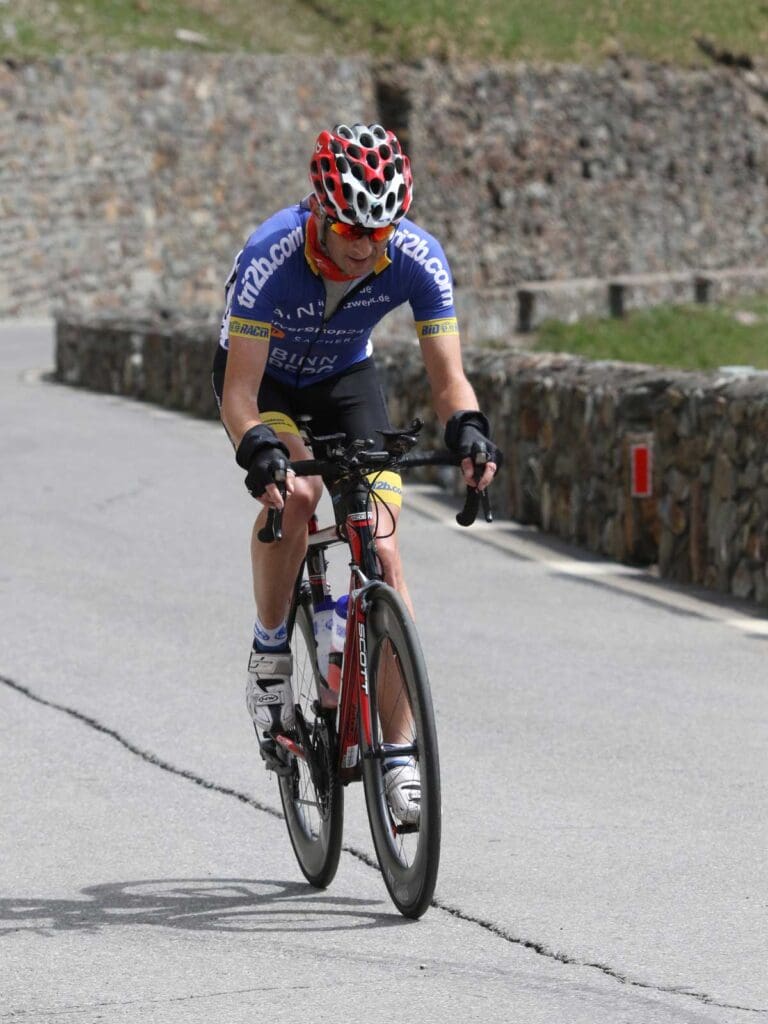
[0,878,410,935]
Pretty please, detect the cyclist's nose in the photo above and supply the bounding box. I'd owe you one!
[348,235,375,257]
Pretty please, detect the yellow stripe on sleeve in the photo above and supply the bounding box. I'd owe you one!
[415,317,459,339]
[229,317,272,342]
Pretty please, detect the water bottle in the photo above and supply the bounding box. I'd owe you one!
[326,594,349,694]
[313,596,335,681]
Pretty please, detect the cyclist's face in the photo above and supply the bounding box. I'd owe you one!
[321,216,389,276]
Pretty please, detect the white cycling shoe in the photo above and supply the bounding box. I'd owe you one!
[384,757,421,826]
[246,650,295,770]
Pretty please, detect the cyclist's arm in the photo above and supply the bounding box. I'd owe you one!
[221,332,293,508]
[418,331,497,491]
[220,332,270,445]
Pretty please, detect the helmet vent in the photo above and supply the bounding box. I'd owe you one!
[359,131,375,148]
[366,151,380,169]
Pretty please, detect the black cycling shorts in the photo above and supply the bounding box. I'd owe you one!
[212,347,393,443]
[212,347,402,508]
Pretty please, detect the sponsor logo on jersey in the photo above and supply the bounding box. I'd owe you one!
[342,293,392,310]
[236,224,304,308]
[392,228,454,306]
[268,346,340,376]
[416,317,459,338]
[229,317,271,341]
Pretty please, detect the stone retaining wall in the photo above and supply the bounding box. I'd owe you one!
[55,315,768,607]
[4,53,768,327]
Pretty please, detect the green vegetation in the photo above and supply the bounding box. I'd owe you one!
[3,0,768,64]
[532,297,768,371]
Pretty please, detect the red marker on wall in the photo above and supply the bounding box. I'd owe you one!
[630,443,652,498]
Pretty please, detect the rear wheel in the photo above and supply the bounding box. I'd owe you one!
[277,591,343,888]
[361,585,441,918]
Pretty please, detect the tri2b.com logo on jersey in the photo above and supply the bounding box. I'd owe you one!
[392,229,453,306]
[236,225,304,309]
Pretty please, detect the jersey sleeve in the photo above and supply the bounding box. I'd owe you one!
[395,224,460,341]
[225,210,306,344]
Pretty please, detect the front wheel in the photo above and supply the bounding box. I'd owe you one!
[361,585,441,918]
[277,591,344,888]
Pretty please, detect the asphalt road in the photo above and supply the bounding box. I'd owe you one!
[1,323,766,1023]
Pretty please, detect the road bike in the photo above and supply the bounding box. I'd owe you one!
[258,420,491,918]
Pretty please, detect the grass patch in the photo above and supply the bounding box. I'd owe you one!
[532,297,768,371]
[3,0,768,64]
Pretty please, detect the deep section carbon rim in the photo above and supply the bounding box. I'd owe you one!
[361,585,441,918]
[277,595,343,888]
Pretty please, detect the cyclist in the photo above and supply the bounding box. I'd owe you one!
[213,123,501,823]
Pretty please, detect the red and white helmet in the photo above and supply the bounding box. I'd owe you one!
[309,123,413,228]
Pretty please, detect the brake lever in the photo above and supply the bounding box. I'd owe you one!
[257,459,287,543]
[455,445,494,527]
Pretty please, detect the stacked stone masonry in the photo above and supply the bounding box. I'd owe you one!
[3,54,768,328]
[56,315,768,608]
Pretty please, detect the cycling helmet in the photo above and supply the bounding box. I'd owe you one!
[309,123,413,229]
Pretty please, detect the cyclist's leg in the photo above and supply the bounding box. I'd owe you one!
[249,412,321,630]
[213,348,322,629]
[369,489,413,615]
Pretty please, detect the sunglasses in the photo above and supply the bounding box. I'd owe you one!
[327,219,396,243]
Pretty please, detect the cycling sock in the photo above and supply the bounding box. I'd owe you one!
[253,616,289,653]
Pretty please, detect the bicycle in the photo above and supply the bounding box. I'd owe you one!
[257,419,492,918]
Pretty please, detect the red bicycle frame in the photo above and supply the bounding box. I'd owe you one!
[330,506,381,783]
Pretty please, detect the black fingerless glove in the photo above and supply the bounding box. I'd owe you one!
[235,424,290,498]
[444,410,503,469]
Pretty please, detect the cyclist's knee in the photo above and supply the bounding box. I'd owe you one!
[284,474,322,526]
[375,533,405,589]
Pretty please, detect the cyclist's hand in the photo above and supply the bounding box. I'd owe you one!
[258,462,296,510]
[460,450,496,491]
[444,410,502,490]
[235,425,292,507]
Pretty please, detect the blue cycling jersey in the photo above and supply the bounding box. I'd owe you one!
[219,201,459,388]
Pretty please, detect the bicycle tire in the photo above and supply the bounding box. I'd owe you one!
[361,584,441,918]
[277,591,344,888]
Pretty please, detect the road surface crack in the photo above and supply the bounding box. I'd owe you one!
[2,672,764,1017]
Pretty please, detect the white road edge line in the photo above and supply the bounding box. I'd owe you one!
[406,483,768,636]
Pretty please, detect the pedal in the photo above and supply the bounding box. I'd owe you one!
[256,728,293,776]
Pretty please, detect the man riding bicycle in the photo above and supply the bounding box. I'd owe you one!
[213,123,501,823]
